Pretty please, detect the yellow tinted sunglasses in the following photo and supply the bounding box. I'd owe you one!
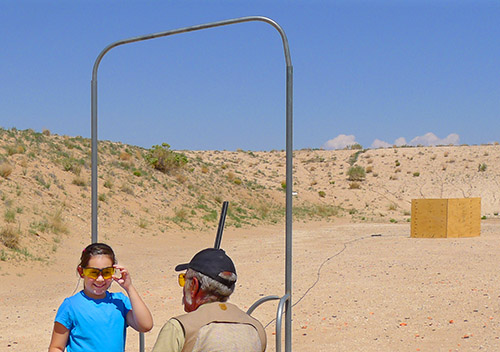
[178,273,188,287]
[83,266,115,280]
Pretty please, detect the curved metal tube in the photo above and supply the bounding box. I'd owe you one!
[90,16,293,351]
[246,295,281,315]
[275,293,291,352]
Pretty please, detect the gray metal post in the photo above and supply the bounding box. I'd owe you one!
[90,16,293,351]
[285,64,293,352]
[91,78,98,244]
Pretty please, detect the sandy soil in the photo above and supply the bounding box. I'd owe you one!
[2,219,500,352]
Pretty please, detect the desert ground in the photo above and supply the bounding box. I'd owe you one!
[2,220,500,352]
[1,129,500,351]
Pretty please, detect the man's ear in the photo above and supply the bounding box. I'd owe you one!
[191,277,200,295]
[77,266,84,278]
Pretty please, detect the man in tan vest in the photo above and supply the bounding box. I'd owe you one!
[152,248,266,352]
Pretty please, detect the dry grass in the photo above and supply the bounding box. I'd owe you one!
[48,209,69,235]
[0,162,13,178]
[0,226,20,249]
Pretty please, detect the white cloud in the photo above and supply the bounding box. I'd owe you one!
[371,139,392,149]
[409,132,459,146]
[394,137,407,146]
[323,132,460,150]
[322,134,357,150]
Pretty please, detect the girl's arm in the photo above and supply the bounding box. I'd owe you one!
[114,265,154,332]
[48,322,69,352]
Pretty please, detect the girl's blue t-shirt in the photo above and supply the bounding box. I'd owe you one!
[55,290,132,352]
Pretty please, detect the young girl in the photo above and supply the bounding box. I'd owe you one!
[48,243,153,352]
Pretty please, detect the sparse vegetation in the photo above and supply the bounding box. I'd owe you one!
[0,162,13,178]
[0,127,499,263]
[145,143,188,174]
[349,182,361,189]
[4,208,16,223]
[347,165,366,181]
[0,226,21,249]
[72,176,87,187]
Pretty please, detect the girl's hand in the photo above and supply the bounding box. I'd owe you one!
[113,264,132,291]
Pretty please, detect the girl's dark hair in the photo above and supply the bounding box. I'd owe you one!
[79,243,116,268]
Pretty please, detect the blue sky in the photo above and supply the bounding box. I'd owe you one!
[1,1,499,151]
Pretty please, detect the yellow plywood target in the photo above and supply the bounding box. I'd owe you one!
[411,198,481,238]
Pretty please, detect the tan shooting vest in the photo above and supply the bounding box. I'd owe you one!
[174,302,266,352]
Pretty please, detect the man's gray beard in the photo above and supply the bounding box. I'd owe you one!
[184,288,192,305]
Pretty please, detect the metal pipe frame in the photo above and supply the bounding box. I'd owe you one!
[90,16,293,351]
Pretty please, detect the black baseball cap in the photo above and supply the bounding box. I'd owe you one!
[175,248,237,288]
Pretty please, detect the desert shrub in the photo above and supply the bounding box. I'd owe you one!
[42,129,51,136]
[176,174,187,184]
[62,157,83,175]
[120,184,134,195]
[366,166,373,173]
[349,182,361,189]
[72,176,87,187]
[281,181,286,190]
[318,191,326,198]
[119,151,132,161]
[413,172,420,177]
[103,179,113,189]
[144,143,188,175]
[48,209,69,234]
[478,163,487,172]
[347,165,366,181]
[5,144,25,156]
[34,174,51,189]
[348,151,363,165]
[4,208,16,223]
[174,208,188,223]
[233,178,242,185]
[138,218,148,229]
[293,204,340,219]
[0,226,20,249]
[0,162,13,178]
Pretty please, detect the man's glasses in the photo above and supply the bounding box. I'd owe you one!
[178,273,191,287]
[83,267,115,280]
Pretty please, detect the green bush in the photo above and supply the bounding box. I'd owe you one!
[347,165,366,181]
[145,143,188,174]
